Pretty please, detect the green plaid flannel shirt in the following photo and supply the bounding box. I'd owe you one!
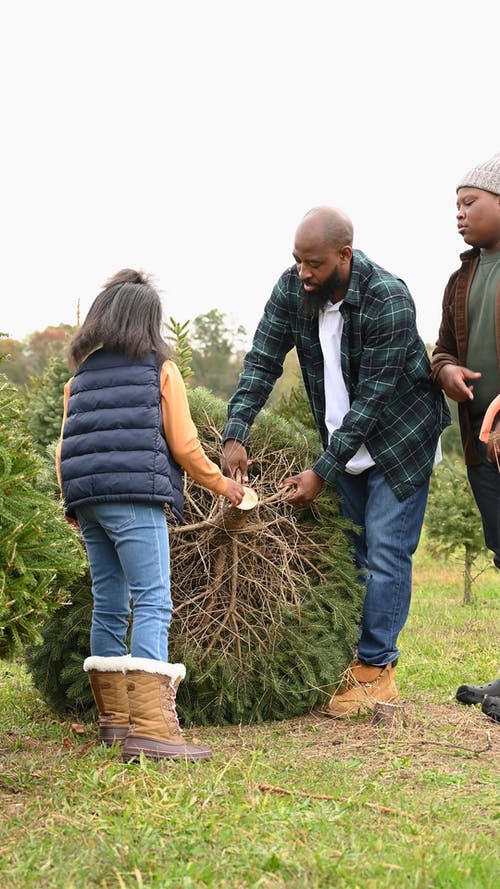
[224,250,450,500]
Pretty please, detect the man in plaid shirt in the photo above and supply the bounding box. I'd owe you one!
[223,206,449,717]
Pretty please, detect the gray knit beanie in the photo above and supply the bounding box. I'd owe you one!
[457,152,500,195]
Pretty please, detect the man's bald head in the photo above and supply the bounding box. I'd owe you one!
[296,206,354,250]
[292,206,354,314]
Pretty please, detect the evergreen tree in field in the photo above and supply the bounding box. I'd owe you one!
[440,422,464,459]
[271,349,318,436]
[165,318,194,383]
[275,379,319,435]
[25,354,71,454]
[0,375,86,658]
[189,309,247,398]
[425,457,488,604]
[24,568,93,715]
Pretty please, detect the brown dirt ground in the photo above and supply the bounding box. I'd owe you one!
[212,700,500,778]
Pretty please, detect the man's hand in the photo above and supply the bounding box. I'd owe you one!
[280,469,324,508]
[438,364,481,402]
[222,439,249,482]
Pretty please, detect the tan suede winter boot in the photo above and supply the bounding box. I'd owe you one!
[323,661,399,718]
[121,658,212,762]
[83,655,131,744]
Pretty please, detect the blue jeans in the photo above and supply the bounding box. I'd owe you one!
[76,502,172,661]
[467,438,500,570]
[333,467,429,666]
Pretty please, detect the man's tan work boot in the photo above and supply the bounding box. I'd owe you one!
[323,661,398,718]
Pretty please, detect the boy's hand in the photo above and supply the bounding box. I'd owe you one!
[438,364,481,402]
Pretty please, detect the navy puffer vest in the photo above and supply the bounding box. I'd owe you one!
[60,350,184,521]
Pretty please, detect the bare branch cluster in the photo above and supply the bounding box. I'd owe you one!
[168,422,329,665]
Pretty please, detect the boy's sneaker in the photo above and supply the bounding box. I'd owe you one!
[456,677,500,705]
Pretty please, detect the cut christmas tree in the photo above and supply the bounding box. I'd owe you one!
[26,387,364,725]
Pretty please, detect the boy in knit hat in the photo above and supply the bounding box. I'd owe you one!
[431,151,500,723]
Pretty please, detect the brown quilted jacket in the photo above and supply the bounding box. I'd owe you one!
[431,247,500,465]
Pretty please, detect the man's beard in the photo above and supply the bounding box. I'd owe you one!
[299,269,343,319]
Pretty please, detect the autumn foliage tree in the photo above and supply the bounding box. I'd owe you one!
[0,325,74,388]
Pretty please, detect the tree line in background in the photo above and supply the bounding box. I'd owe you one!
[0,309,247,399]
[0,309,490,674]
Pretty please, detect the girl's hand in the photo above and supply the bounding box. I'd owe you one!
[65,516,80,530]
[224,478,245,506]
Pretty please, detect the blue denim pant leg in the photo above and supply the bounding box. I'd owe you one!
[467,438,500,569]
[333,467,429,666]
[76,502,172,661]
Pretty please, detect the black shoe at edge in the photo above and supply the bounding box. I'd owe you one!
[456,677,500,705]
[481,695,500,723]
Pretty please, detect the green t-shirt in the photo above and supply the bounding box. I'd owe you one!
[466,249,500,434]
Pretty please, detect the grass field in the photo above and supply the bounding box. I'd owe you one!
[1,538,499,888]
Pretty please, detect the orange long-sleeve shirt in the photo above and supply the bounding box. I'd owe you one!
[55,359,230,499]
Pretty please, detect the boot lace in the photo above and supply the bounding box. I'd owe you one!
[160,680,184,736]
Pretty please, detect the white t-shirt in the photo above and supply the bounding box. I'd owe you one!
[318,300,375,475]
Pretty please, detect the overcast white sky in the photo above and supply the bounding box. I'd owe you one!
[1,0,498,347]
